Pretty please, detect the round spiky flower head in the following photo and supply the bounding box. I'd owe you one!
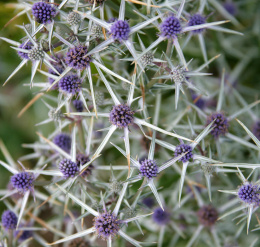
[65,45,92,70]
[91,24,103,38]
[139,159,158,179]
[1,210,17,230]
[191,93,206,109]
[73,100,84,112]
[171,66,186,84]
[141,52,154,67]
[238,183,260,206]
[206,112,229,138]
[109,179,123,194]
[160,16,182,39]
[76,154,94,177]
[28,47,45,61]
[252,120,260,140]
[68,238,89,247]
[152,207,171,225]
[48,108,64,122]
[59,159,79,178]
[110,20,130,41]
[59,74,82,95]
[18,42,33,60]
[109,104,134,128]
[142,197,155,208]
[32,1,58,24]
[93,211,121,240]
[10,172,35,194]
[67,12,82,26]
[94,91,104,106]
[188,14,206,34]
[197,205,218,227]
[201,163,216,176]
[175,144,193,163]
[223,1,237,16]
[87,0,106,5]
[53,133,71,153]
[15,225,33,242]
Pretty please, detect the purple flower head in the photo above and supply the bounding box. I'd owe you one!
[109,104,134,128]
[59,74,82,95]
[252,120,260,141]
[48,65,63,88]
[223,2,237,16]
[65,45,92,70]
[197,205,218,227]
[18,42,33,60]
[139,159,158,179]
[175,144,193,163]
[206,112,229,138]
[188,14,206,34]
[93,211,122,240]
[160,16,182,39]
[238,183,260,206]
[32,1,58,24]
[73,100,84,112]
[14,225,33,242]
[10,172,35,194]
[76,153,94,177]
[191,93,206,109]
[53,133,71,153]
[110,20,130,41]
[142,197,155,208]
[1,210,17,230]
[152,207,171,225]
[59,159,79,178]
[68,238,89,247]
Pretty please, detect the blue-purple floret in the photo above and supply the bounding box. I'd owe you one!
[15,226,33,242]
[206,112,229,138]
[238,183,260,206]
[53,133,71,153]
[18,42,33,60]
[223,2,237,16]
[59,74,82,95]
[110,20,130,41]
[188,14,206,34]
[142,197,155,208]
[65,45,92,70]
[76,153,94,177]
[1,210,17,230]
[160,16,182,39]
[73,100,84,112]
[31,2,58,24]
[152,207,171,225]
[139,159,158,179]
[59,159,79,178]
[252,120,260,141]
[109,104,134,128]
[10,172,35,194]
[94,211,121,240]
[197,205,218,227]
[191,94,205,109]
[175,144,193,163]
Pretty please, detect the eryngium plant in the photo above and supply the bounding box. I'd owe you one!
[0,0,260,246]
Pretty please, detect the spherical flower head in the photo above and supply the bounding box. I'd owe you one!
[94,91,104,106]
[152,207,171,225]
[15,226,33,242]
[206,112,229,138]
[67,12,82,26]
[191,94,206,109]
[141,52,154,67]
[48,65,64,88]
[48,108,63,121]
[252,120,260,141]
[59,159,79,178]
[160,16,182,39]
[197,205,218,227]
[109,180,123,194]
[238,183,260,206]
[87,0,106,5]
[65,45,92,70]
[91,24,103,38]
[139,159,158,179]
[201,163,216,176]
[175,144,193,163]
[188,14,206,34]
[28,47,45,61]
[59,74,82,95]
[109,104,134,128]
[76,154,94,177]
[223,2,237,16]
[10,172,35,194]
[18,42,33,60]
[1,210,17,230]
[171,66,186,84]
[93,211,121,240]
[32,1,58,24]
[142,197,155,208]
[53,133,71,153]
[73,100,84,112]
[110,20,130,42]
[68,238,89,247]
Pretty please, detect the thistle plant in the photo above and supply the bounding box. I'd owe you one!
[0,0,260,246]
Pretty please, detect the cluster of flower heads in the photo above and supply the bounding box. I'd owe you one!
[1,0,260,246]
